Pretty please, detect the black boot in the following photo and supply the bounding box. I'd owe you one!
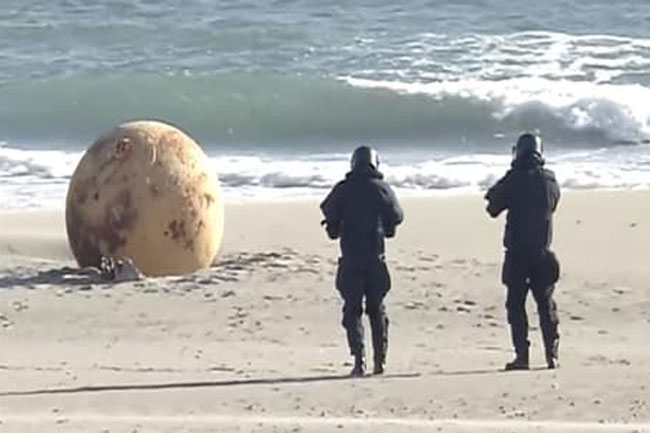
[505,347,529,371]
[545,337,559,369]
[371,331,386,375]
[350,355,365,377]
[369,313,388,375]
[373,354,385,375]
[506,324,529,371]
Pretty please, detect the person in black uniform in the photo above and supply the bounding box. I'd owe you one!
[485,133,561,370]
[320,146,404,377]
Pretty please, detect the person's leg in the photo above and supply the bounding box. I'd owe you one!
[336,258,365,375]
[531,253,560,369]
[503,252,531,370]
[365,258,391,374]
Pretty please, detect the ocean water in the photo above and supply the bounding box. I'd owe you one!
[1,0,649,208]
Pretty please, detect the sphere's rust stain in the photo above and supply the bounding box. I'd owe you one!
[167,219,187,241]
[66,201,101,268]
[76,187,89,206]
[203,193,214,208]
[114,137,132,160]
[106,190,137,232]
[67,188,141,268]
[73,175,98,207]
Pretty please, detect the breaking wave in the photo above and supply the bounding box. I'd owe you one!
[0,73,648,150]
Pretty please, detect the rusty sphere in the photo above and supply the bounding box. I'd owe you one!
[65,120,224,276]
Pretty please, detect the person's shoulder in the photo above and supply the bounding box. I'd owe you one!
[495,168,517,185]
[541,167,558,182]
[369,176,394,192]
[331,178,348,190]
[368,174,388,185]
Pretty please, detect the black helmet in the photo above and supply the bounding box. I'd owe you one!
[513,132,543,161]
[350,145,379,171]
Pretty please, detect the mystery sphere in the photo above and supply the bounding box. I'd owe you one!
[65,120,224,276]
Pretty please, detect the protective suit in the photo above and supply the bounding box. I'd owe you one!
[485,133,561,370]
[321,146,403,376]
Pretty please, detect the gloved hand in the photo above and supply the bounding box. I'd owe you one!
[321,219,340,240]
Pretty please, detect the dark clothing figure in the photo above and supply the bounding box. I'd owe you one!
[486,156,560,252]
[336,256,391,368]
[485,135,561,370]
[502,249,560,368]
[321,149,403,376]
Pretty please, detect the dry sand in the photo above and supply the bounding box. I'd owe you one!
[0,191,649,432]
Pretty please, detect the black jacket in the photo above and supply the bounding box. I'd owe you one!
[321,167,403,258]
[485,157,560,252]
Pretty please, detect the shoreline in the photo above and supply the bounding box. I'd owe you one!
[2,188,649,263]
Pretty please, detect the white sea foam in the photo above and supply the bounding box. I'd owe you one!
[341,31,650,145]
[347,31,650,84]
[343,76,650,144]
[2,142,649,209]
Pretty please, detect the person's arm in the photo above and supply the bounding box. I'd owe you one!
[485,172,511,218]
[548,171,560,212]
[378,184,404,238]
[320,182,345,239]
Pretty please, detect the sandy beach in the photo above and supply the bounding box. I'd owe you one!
[1,191,649,432]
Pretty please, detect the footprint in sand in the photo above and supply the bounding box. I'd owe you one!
[0,313,13,329]
[11,301,28,312]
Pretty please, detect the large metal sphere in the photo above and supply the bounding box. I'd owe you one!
[65,120,223,276]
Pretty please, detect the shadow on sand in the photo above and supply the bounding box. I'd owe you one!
[0,372,422,397]
[0,366,556,397]
[0,266,109,289]
[432,366,550,377]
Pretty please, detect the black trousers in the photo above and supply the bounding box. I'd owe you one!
[336,256,391,360]
[502,249,560,356]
